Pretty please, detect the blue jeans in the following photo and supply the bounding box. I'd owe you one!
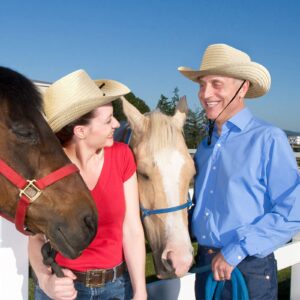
[34,271,133,300]
[194,246,278,300]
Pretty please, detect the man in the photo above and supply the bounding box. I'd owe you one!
[178,44,300,299]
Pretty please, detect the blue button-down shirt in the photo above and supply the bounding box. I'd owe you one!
[192,108,300,266]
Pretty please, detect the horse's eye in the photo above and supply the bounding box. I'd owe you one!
[10,122,39,144]
[138,171,150,180]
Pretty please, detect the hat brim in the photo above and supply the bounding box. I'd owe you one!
[178,62,271,98]
[94,79,131,99]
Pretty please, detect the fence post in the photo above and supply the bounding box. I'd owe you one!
[0,218,28,300]
[290,232,300,300]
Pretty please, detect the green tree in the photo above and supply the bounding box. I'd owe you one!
[184,108,207,149]
[156,94,173,115]
[156,87,180,116]
[113,92,150,121]
[170,87,180,115]
[156,87,207,148]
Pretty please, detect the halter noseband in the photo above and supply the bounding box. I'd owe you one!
[0,159,79,235]
[141,193,193,220]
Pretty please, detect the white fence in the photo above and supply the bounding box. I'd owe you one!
[2,216,300,300]
[0,220,28,299]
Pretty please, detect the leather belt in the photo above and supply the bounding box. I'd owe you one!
[71,262,127,288]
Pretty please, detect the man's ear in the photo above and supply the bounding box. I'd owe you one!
[240,80,250,98]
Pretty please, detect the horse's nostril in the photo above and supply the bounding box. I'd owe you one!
[84,215,96,232]
[162,257,174,273]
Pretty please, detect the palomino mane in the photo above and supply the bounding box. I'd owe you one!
[145,110,183,154]
[0,67,42,120]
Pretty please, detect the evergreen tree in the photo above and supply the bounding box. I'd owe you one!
[184,108,207,149]
[156,94,173,115]
[113,92,150,122]
[170,87,180,115]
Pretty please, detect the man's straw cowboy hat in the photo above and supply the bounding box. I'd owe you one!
[43,69,130,132]
[178,43,271,98]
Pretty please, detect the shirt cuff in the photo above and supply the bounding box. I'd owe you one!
[221,243,248,267]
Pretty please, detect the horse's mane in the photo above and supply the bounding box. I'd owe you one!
[0,66,42,119]
[146,110,182,154]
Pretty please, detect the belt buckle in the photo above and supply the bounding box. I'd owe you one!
[112,265,119,282]
[86,270,105,288]
[207,248,216,254]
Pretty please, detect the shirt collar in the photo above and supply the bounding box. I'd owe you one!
[226,107,253,131]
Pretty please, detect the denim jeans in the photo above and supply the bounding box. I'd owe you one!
[34,271,133,300]
[194,246,278,300]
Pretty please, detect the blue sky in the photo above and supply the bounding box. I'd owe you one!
[0,0,299,131]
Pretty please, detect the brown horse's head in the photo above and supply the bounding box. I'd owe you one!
[121,96,195,279]
[0,67,97,259]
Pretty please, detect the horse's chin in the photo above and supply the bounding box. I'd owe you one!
[46,229,87,259]
[152,250,177,279]
[50,240,82,259]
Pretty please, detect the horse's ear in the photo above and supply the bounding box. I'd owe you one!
[120,96,146,133]
[173,96,188,129]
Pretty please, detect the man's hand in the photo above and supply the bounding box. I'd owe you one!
[211,252,234,281]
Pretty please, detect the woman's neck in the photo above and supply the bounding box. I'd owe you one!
[63,143,104,171]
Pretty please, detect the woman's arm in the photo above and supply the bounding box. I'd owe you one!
[123,172,147,300]
[28,234,77,300]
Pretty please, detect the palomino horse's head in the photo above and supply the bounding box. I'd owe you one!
[0,67,97,259]
[121,96,196,279]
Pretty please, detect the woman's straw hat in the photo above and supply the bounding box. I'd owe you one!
[178,43,271,98]
[43,69,130,132]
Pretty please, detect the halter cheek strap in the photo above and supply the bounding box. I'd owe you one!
[140,193,193,220]
[0,160,79,235]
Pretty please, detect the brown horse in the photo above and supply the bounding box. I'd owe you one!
[0,67,97,259]
[121,96,195,279]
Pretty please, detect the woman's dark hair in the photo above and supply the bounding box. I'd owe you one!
[55,110,95,146]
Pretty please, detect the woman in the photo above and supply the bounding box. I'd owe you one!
[29,70,147,300]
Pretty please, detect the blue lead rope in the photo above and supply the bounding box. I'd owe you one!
[189,265,249,300]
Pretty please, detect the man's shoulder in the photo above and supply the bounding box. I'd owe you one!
[249,116,286,139]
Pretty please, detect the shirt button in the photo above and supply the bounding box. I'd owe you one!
[216,143,221,147]
[237,256,242,260]
[202,235,206,239]
[212,166,216,170]
[210,190,214,194]
[266,275,270,280]
[205,212,209,217]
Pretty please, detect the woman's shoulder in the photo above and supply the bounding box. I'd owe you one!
[105,142,132,158]
[111,141,131,151]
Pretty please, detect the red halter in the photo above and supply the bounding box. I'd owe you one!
[0,159,79,235]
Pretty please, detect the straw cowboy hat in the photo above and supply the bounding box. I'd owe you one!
[43,69,130,132]
[178,43,271,98]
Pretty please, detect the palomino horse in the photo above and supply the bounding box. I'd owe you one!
[0,67,97,259]
[121,96,196,279]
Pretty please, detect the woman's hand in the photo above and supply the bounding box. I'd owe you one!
[39,268,77,300]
